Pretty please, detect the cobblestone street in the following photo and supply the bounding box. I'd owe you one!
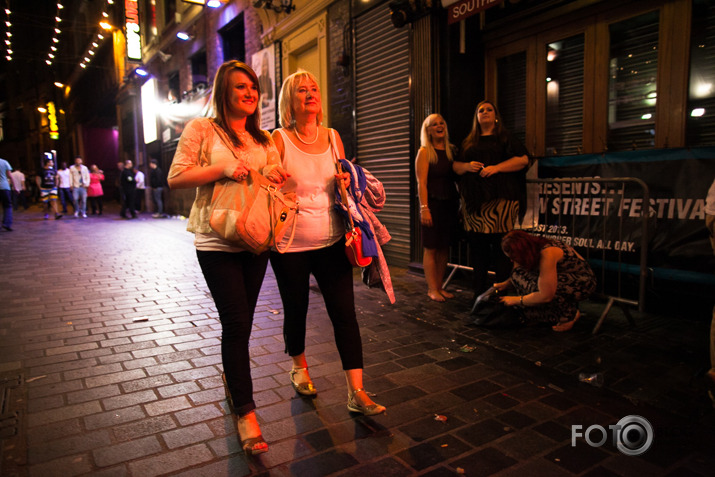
[1,205,714,476]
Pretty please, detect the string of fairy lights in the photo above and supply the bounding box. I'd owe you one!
[45,2,64,66]
[2,0,116,70]
[81,0,116,70]
[3,0,12,62]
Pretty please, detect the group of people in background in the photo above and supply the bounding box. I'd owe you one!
[416,101,596,332]
[0,155,169,229]
[117,158,167,219]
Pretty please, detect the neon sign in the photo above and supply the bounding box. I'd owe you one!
[125,0,141,61]
[47,102,59,140]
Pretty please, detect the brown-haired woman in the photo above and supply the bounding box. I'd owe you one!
[168,60,288,455]
[496,230,596,331]
[453,100,530,303]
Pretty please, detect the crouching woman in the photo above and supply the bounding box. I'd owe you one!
[495,230,596,331]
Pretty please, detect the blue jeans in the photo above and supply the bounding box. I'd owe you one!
[59,187,75,212]
[1,189,12,228]
[196,250,269,416]
[151,187,164,214]
[73,187,87,215]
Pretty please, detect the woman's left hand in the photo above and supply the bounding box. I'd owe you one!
[500,296,521,307]
[335,172,351,189]
[263,164,290,184]
[480,165,499,177]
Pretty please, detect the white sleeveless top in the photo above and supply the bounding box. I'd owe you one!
[276,129,343,252]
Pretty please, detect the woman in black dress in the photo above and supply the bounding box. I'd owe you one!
[453,101,529,301]
[415,114,459,302]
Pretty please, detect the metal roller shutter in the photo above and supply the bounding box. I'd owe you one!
[355,3,411,266]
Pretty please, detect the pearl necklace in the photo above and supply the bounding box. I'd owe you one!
[294,127,319,145]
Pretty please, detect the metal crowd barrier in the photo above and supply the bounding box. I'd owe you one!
[444,177,650,334]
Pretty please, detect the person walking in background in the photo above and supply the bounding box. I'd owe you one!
[270,70,386,416]
[10,167,27,211]
[453,100,529,305]
[119,159,137,219]
[496,230,596,331]
[168,60,287,455]
[149,158,166,218]
[69,156,90,218]
[0,157,13,231]
[415,114,459,302]
[57,162,75,214]
[36,158,62,220]
[88,164,105,215]
[134,165,146,213]
[115,160,124,205]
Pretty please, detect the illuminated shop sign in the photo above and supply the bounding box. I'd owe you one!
[125,0,141,61]
[47,102,59,140]
[447,0,504,24]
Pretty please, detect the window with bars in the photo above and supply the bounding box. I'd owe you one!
[687,0,715,147]
[545,34,584,156]
[497,52,526,147]
[607,11,659,151]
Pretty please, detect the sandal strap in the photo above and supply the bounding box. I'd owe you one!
[349,388,366,399]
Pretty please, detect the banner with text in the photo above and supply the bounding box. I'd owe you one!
[535,148,715,277]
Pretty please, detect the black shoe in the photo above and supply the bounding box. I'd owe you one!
[2,225,12,231]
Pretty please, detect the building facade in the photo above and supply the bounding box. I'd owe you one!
[118,0,714,269]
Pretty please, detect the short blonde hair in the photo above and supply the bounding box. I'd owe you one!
[278,70,323,128]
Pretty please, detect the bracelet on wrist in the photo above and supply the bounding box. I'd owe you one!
[420,204,429,210]
[520,295,524,306]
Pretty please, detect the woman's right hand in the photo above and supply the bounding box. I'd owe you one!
[223,161,249,182]
[493,279,512,292]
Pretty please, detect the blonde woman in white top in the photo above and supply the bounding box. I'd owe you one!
[168,60,287,455]
[270,70,386,416]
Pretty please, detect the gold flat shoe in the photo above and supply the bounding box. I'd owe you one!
[347,388,386,416]
[289,367,317,396]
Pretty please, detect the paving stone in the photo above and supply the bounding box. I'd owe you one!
[93,436,163,467]
[27,453,93,477]
[84,369,148,388]
[545,442,611,474]
[126,444,214,477]
[450,379,504,401]
[83,405,147,430]
[29,430,112,464]
[161,422,215,449]
[27,400,103,427]
[102,389,159,411]
[112,414,178,442]
[395,434,472,471]
[449,446,518,475]
[287,448,359,476]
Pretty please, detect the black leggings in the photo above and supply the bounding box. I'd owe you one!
[270,239,363,370]
[197,250,269,416]
[88,196,103,214]
[468,231,512,295]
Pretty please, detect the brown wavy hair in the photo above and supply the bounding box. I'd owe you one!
[210,60,270,148]
[461,100,508,152]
